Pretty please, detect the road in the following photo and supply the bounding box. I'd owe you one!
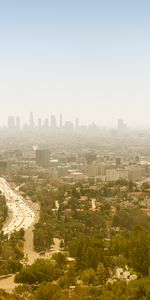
[0,177,35,236]
[23,201,40,265]
[0,178,61,292]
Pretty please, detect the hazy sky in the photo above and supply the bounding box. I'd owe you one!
[0,0,150,127]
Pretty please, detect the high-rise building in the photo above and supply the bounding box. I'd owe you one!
[75,118,79,130]
[117,119,127,134]
[51,115,57,129]
[87,164,99,177]
[106,169,118,182]
[43,118,49,129]
[59,114,63,128]
[106,168,129,182]
[116,157,121,166]
[38,118,42,130]
[8,116,15,130]
[129,165,145,181]
[16,116,21,130]
[29,112,34,129]
[65,121,74,131]
[35,149,50,167]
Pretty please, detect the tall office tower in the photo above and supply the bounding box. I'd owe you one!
[65,121,74,131]
[38,118,42,130]
[59,114,63,128]
[8,116,15,130]
[75,118,79,130]
[16,116,21,130]
[117,119,127,134]
[51,115,57,129]
[35,149,50,167]
[29,112,34,129]
[43,118,49,129]
[116,157,121,166]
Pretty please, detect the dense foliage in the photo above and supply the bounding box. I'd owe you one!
[2,278,150,300]
[0,193,8,230]
[10,176,150,299]
[15,258,62,285]
[0,230,24,275]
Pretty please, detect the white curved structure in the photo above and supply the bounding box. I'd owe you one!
[0,177,35,235]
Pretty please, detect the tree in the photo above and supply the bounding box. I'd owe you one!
[128,230,150,276]
[81,268,97,285]
[58,263,76,288]
[52,252,66,268]
[33,283,62,300]
[15,259,61,285]
[96,263,108,285]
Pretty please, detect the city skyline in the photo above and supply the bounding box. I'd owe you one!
[0,1,150,128]
[2,113,129,131]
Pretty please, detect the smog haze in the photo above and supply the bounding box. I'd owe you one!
[0,0,150,127]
